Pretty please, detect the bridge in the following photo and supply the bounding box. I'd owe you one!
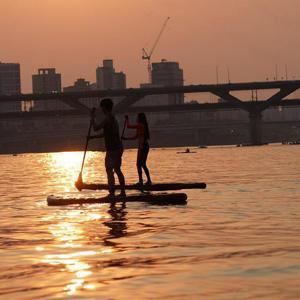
[1,80,300,145]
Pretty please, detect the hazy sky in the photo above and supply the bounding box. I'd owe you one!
[1,0,300,93]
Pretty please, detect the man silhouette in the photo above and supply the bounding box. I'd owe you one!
[90,98,126,198]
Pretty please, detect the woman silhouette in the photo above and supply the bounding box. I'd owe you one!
[122,113,152,186]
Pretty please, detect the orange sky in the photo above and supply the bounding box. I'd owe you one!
[1,0,300,93]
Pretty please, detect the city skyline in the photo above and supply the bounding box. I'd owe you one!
[1,0,300,93]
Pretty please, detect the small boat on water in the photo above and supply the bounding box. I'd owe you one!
[177,148,196,154]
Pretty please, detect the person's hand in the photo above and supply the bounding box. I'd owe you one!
[124,115,129,120]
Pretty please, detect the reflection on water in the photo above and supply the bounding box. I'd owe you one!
[40,198,127,295]
[48,152,88,192]
[43,250,96,295]
[40,151,105,193]
[1,146,300,299]
[105,203,128,239]
[51,152,83,171]
[41,207,117,296]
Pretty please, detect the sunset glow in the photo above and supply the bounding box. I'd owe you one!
[1,0,300,92]
[1,1,300,299]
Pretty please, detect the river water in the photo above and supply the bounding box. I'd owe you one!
[0,145,300,300]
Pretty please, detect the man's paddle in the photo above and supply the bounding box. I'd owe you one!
[121,115,128,139]
[75,108,96,191]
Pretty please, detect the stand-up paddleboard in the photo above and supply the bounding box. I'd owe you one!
[47,192,188,206]
[75,182,206,192]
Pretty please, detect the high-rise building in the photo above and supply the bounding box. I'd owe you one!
[151,60,184,105]
[32,68,67,111]
[63,78,98,108]
[113,72,126,90]
[96,59,126,90]
[0,62,21,112]
[32,68,61,93]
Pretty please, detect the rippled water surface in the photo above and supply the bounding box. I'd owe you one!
[1,145,300,299]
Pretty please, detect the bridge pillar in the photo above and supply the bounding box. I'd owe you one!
[249,111,263,145]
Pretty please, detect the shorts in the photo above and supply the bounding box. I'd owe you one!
[105,148,123,171]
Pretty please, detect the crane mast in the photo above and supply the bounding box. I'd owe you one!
[142,17,170,83]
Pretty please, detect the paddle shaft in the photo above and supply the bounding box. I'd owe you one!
[121,118,127,138]
[79,109,95,176]
[79,120,92,175]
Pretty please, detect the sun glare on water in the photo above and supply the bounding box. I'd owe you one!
[51,152,83,171]
[40,210,113,295]
[44,151,103,192]
[48,152,86,192]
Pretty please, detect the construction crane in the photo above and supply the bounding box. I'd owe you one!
[142,17,170,83]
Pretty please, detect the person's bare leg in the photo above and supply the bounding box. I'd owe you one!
[115,168,126,197]
[137,164,143,185]
[105,153,115,197]
[142,164,152,184]
[106,167,115,196]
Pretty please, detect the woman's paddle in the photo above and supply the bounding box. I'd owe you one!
[75,108,96,191]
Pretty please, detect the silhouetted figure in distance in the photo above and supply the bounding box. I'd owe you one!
[122,113,152,186]
[90,98,126,198]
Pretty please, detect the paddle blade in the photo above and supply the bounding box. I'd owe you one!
[75,172,83,191]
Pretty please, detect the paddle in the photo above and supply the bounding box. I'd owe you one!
[121,115,128,139]
[75,108,96,191]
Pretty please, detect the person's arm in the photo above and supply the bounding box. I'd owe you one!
[92,118,106,131]
[90,114,105,138]
[122,123,143,140]
[125,116,139,129]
